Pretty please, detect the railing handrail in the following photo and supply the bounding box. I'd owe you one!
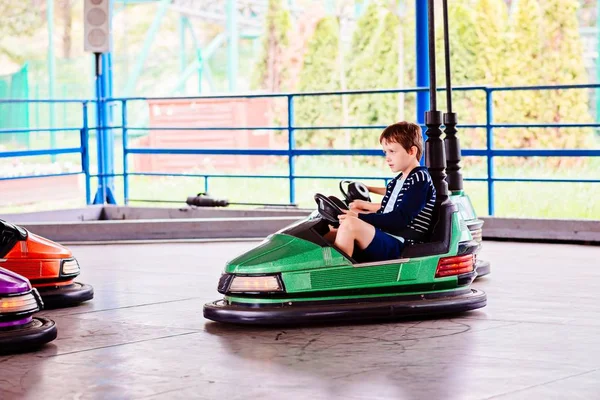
[1,83,599,215]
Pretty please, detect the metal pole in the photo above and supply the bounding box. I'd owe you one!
[424,0,448,205]
[100,0,116,204]
[47,0,56,162]
[288,95,295,204]
[485,88,495,216]
[226,0,239,92]
[101,51,117,204]
[442,0,463,192]
[416,0,430,161]
[122,100,129,204]
[93,53,106,205]
[81,102,91,205]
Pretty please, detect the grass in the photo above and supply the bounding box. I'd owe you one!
[1,134,600,220]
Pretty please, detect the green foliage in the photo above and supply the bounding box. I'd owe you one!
[0,0,40,62]
[472,0,509,84]
[251,0,292,92]
[440,2,485,150]
[494,0,593,164]
[295,17,342,147]
[346,2,404,148]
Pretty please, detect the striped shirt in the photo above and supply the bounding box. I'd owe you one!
[358,166,437,244]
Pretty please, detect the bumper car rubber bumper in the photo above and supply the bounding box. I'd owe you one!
[475,259,491,278]
[0,317,57,354]
[37,282,94,309]
[204,288,487,325]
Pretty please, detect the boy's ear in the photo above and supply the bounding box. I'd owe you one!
[409,146,418,156]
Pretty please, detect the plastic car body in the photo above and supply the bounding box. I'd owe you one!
[0,220,93,308]
[0,268,57,353]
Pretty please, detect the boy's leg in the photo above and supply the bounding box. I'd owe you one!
[323,225,338,244]
[334,217,376,256]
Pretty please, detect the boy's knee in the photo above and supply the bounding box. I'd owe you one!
[341,217,360,232]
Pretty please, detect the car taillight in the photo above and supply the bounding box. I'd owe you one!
[435,254,474,278]
[470,228,483,243]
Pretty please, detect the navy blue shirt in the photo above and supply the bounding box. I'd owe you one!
[358,166,436,243]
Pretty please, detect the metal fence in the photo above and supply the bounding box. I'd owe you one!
[1,83,600,215]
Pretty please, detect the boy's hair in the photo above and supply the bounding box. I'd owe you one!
[379,122,423,160]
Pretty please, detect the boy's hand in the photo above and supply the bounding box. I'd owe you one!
[349,200,370,212]
[350,200,379,213]
[338,209,358,222]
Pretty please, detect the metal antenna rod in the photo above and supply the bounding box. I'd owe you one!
[428,0,437,111]
[442,0,463,191]
[442,0,452,113]
[424,0,449,204]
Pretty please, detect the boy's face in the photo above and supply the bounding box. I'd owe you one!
[381,139,418,173]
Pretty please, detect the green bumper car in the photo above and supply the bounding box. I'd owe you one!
[204,197,486,325]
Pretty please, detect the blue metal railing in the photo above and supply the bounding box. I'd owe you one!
[0,98,94,205]
[1,83,600,215]
[115,84,600,215]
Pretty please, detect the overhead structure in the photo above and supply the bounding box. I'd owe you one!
[171,0,269,32]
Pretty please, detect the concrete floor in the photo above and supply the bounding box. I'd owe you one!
[1,240,599,400]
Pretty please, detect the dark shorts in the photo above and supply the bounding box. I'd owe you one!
[354,228,405,263]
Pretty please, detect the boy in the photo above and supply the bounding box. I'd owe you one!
[334,121,436,262]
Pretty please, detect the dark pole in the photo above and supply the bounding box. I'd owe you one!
[424,0,449,205]
[416,0,430,161]
[442,0,463,192]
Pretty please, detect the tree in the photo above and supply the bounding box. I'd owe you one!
[537,0,593,153]
[251,0,291,92]
[346,1,390,149]
[472,0,509,84]
[0,1,39,62]
[500,0,544,149]
[59,0,72,59]
[440,0,487,150]
[295,17,342,147]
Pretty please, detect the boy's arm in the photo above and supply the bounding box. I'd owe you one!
[349,200,381,214]
[358,180,430,231]
[366,185,386,196]
[367,202,381,213]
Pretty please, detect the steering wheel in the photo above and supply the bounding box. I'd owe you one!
[314,193,347,227]
[339,180,371,203]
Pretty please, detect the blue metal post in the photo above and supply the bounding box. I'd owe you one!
[416,0,430,162]
[81,102,91,205]
[122,100,129,204]
[93,71,107,204]
[204,176,209,193]
[226,0,239,92]
[288,95,295,204]
[485,88,495,216]
[101,51,117,204]
[47,0,57,162]
[92,0,117,204]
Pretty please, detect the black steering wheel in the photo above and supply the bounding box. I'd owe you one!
[314,193,347,227]
[339,180,371,203]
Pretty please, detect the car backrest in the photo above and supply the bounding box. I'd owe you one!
[400,200,457,258]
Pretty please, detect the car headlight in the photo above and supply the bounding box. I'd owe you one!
[61,258,80,276]
[228,275,283,293]
[0,292,40,315]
